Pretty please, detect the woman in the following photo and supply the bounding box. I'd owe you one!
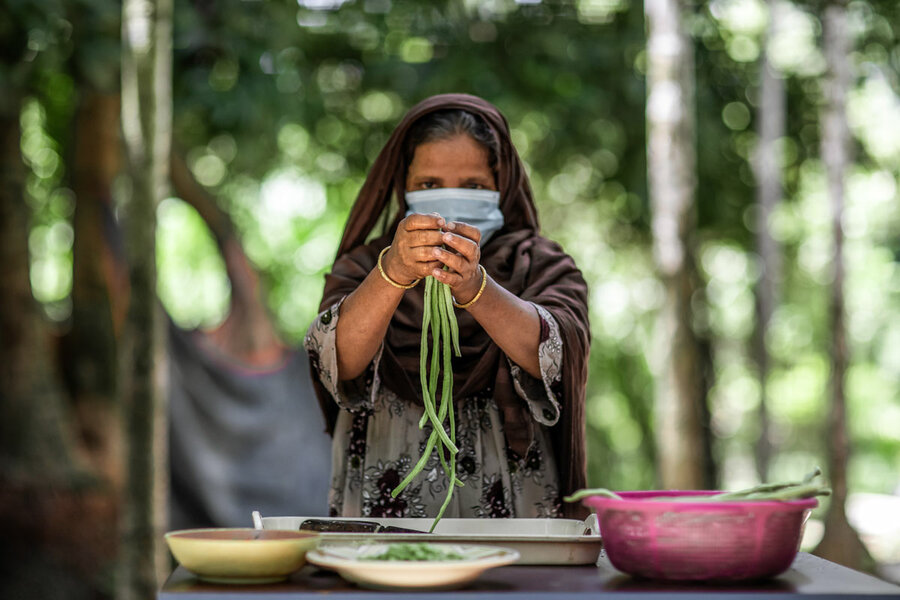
[304,94,590,519]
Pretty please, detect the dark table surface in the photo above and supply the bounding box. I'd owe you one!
[159,552,900,599]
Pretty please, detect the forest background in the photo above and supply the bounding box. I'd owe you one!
[1,0,899,598]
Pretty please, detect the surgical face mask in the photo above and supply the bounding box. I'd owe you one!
[404,188,504,246]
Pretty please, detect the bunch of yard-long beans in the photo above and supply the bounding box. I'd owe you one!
[563,467,832,503]
[391,275,464,532]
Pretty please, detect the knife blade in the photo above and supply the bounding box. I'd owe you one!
[298,518,427,534]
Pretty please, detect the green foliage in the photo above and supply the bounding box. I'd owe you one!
[163,0,661,490]
[156,198,230,329]
[19,98,73,321]
[0,0,70,113]
[5,0,899,502]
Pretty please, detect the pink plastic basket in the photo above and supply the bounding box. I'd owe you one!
[583,490,818,582]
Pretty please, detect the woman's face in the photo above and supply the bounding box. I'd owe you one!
[405,134,497,192]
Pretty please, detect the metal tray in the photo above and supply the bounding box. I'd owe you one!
[252,513,603,566]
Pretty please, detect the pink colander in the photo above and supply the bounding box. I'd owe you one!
[583,490,818,582]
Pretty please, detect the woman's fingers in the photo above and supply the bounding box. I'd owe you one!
[440,231,479,263]
[403,213,444,232]
[406,229,445,248]
[417,262,443,277]
[432,246,469,275]
[431,268,464,287]
[410,246,443,263]
[398,246,441,269]
[389,215,443,284]
[444,221,482,245]
[391,215,484,285]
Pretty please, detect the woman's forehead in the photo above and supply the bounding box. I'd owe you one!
[409,135,492,171]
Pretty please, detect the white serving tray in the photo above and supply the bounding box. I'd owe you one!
[252,513,602,566]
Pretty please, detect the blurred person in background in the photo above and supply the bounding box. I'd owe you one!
[169,241,331,528]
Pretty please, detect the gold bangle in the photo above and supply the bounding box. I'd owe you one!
[377,246,420,290]
[453,265,488,309]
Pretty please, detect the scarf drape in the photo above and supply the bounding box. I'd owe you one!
[311,94,590,515]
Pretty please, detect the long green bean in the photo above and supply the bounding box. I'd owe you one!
[419,278,440,429]
[661,468,830,502]
[563,468,831,504]
[391,420,440,495]
[442,282,460,357]
[434,285,453,477]
[414,282,456,451]
[392,271,464,532]
[563,488,624,502]
[431,291,460,532]
[416,278,432,425]
[394,279,450,497]
[712,467,822,500]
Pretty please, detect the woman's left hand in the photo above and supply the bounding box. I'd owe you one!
[431,221,483,303]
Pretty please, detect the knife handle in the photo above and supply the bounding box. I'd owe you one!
[299,519,381,533]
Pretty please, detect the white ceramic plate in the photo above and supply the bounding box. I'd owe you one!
[306,543,520,591]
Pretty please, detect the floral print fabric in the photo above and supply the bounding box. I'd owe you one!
[304,298,565,519]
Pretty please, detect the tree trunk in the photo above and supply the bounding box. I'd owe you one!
[0,102,80,485]
[64,90,128,488]
[119,0,172,594]
[645,0,711,490]
[813,0,873,573]
[170,150,235,246]
[170,150,286,366]
[750,0,785,483]
[0,94,120,600]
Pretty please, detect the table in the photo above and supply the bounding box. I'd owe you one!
[159,552,900,599]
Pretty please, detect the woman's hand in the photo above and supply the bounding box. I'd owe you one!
[382,213,446,285]
[431,221,482,303]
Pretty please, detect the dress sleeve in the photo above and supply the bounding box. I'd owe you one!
[507,303,564,427]
[303,296,383,413]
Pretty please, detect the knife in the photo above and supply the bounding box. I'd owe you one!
[298,518,427,534]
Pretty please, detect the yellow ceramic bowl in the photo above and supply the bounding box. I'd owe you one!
[164,528,319,584]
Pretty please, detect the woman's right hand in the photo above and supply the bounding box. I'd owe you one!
[382,213,446,286]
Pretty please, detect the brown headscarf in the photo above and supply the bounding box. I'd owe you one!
[312,94,590,515]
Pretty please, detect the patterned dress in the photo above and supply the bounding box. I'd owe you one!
[304,297,566,519]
